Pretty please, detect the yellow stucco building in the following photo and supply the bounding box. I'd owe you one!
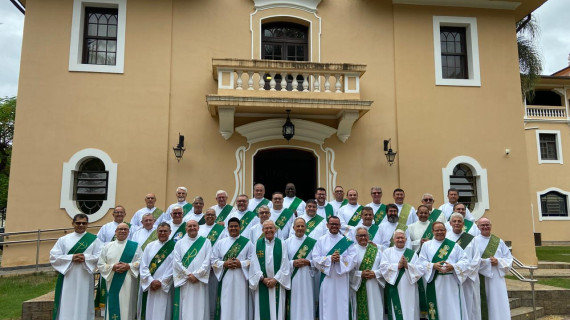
[3,0,547,267]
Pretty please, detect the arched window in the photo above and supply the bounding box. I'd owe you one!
[450,164,477,210]
[262,22,308,61]
[540,191,568,217]
[74,158,108,214]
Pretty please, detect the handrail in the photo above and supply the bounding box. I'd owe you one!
[510,255,538,320]
[0,225,103,272]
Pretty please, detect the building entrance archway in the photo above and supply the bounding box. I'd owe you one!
[253,148,317,201]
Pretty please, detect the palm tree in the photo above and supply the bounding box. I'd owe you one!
[517,14,543,101]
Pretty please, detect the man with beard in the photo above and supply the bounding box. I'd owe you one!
[377,204,412,249]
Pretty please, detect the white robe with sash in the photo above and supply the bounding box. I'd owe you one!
[349,244,385,320]
[337,203,361,235]
[312,232,357,320]
[50,232,103,320]
[173,235,212,320]
[285,235,317,320]
[131,227,156,247]
[140,239,174,320]
[289,213,327,240]
[198,224,227,320]
[284,196,306,216]
[211,236,254,320]
[249,238,291,320]
[377,221,412,249]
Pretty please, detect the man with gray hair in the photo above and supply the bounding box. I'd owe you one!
[183,196,206,224]
[168,205,187,242]
[157,187,192,225]
[210,190,236,224]
[247,183,273,212]
[366,186,387,224]
[131,213,157,246]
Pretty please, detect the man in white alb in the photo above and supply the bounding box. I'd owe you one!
[283,183,306,216]
[438,188,475,221]
[226,194,259,240]
[337,189,362,235]
[378,204,412,249]
[293,199,328,240]
[131,193,162,228]
[270,192,295,240]
[248,183,273,213]
[131,213,157,247]
[157,186,192,225]
[329,186,347,213]
[315,187,336,219]
[210,190,236,225]
[392,188,418,226]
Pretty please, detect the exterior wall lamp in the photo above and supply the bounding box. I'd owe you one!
[282,109,295,141]
[384,139,397,166]
[173,133,185,162]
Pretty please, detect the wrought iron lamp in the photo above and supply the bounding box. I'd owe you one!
[383,139,397,166]
[282,109,295,141]
[173,133,186,162]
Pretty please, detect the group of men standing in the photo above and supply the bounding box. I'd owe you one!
[50,183,513,320]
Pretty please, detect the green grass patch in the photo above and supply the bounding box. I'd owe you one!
[0,272,57,319]
[507,275,570,289]
[536,246,570,262]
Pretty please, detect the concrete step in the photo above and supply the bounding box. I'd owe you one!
[537,262,570,270]
[538,316,570,320]
[511,306,545,320]
[514,268,570,279]
[510,297,522,309]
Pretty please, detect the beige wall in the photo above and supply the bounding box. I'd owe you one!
[3,0,539,266]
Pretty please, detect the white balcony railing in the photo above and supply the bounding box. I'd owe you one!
[525,105,567,119]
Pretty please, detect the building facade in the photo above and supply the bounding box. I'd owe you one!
[3,0,545,266]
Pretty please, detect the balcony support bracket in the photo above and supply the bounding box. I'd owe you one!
[337,110,359,143]
[218,107,235,140]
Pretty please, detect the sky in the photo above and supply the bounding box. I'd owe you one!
[0,0,569,98]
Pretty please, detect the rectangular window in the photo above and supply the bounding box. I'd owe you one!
[536,130,563,164]
[540,191,568,217]
[440,27,467,79]
[69,0,126,73]
[433,16,480,86]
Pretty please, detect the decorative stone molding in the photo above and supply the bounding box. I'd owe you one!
[393,0,520,10]
[337,110,359,143]
[253,0,322,12]
[235,118,336,144]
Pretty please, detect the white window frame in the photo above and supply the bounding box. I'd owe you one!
[433,16,481,87]
[68,0,127,73]
[537,187,570,221]
[442,155,489,220]
[60,148,118,222]
[536,130,563,164]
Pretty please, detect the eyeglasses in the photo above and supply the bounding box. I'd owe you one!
[116,228,129,231]
[422,199,434,202]
[371,192,382,195]
[172,212,183,215]
[74,222,87,225]
[356,234,368,238]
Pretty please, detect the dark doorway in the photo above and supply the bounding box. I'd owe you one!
[253,148,317,201]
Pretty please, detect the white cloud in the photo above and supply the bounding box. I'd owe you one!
[0,1,24,98]
[534,0,570,74]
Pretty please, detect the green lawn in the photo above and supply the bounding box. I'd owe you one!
[536,246,570,263]
[506,275,570,289]
[0,272,57,320]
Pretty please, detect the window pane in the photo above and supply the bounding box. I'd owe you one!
[97,52,106,64]
[108,25,117,37]
[107,40,117,53]
[97,40,107,51]
[107,53,116,65]
[88,23,98,36]
[98,24,108,37]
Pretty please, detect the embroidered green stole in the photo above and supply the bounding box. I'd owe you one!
[255,198,270,211]
[347,205,364,227]
[340,199,348,208]
[324,203,334,220]
[52,233,97,320]
[275,209,294,231]
[480,234,501,320]
[151,207,163,220]
[171,222,187,242]
[367,224,379,240]
[215,236,250,320]
[426,238,456,320]
[305,215,325,237]
[286,236,317,320]
[356,244,379,320]
[239,211,257,234]
[172,236,207,320]
[196,215,206,225]
[397,204,412,228]
[386,248,415,320]
[107,240,138,320]
[215,205,234,223]
[182,203,193,217]
[319,236,353,285]
[373,204,387,225]
[420,209,442,240]
[141,230,158,250]
[463,219,474,233]
[456,232,475,250]
[256,238,283,320]
[141,240,175,320]
[206,224,225,245]
[288,197,303,212]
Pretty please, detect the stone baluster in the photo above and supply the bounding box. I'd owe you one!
[281,72,288,91]
[292,73,299,92]
[270,72,277,91]
[314,74,321,92]
[324,74,331,92]
[236,70,243,90]
[302,74,309,92]
[335,74,342,93]
[259,72,266,91]
[247,72,254,90]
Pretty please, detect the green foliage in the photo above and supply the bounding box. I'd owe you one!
[536,246,570,263]
[0,272,57,319]
[516,15,543,100]
[0,97,15,210]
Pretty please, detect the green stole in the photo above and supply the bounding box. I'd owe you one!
[52,233,97,320]
[479,234,501,320]
[151,207,163,220]
[340,199,348,207]
[426,238,456,320]
[215,205,234,223]
[141,230,158,250]
[275,209,294,231]
[305,215,325,236]
[319,236,353,285]
[171,222,187,242]
[386,248,415,320]
[456,232,475,250]
[367,224,379,240]
[182,203,193,217]
[347,205,364,227]
[215,236,250,320]
[239,211,257,234]
[172,236,207,320]
[421,209,443,240]
[463,220,474,233]
[255,198,270,211]
[356,244,379,320]
[324,203,334,220]
[397,204,412,228]
[256,237,283,320]
[206,224,225,245]
[140,240,175,320]
[286,237,317,320]
[373,204,387,225]
[288,197,303,211]
[107,240,138,320]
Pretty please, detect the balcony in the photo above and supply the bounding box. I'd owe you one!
[524,105,568,122]
[206,59,373,142]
